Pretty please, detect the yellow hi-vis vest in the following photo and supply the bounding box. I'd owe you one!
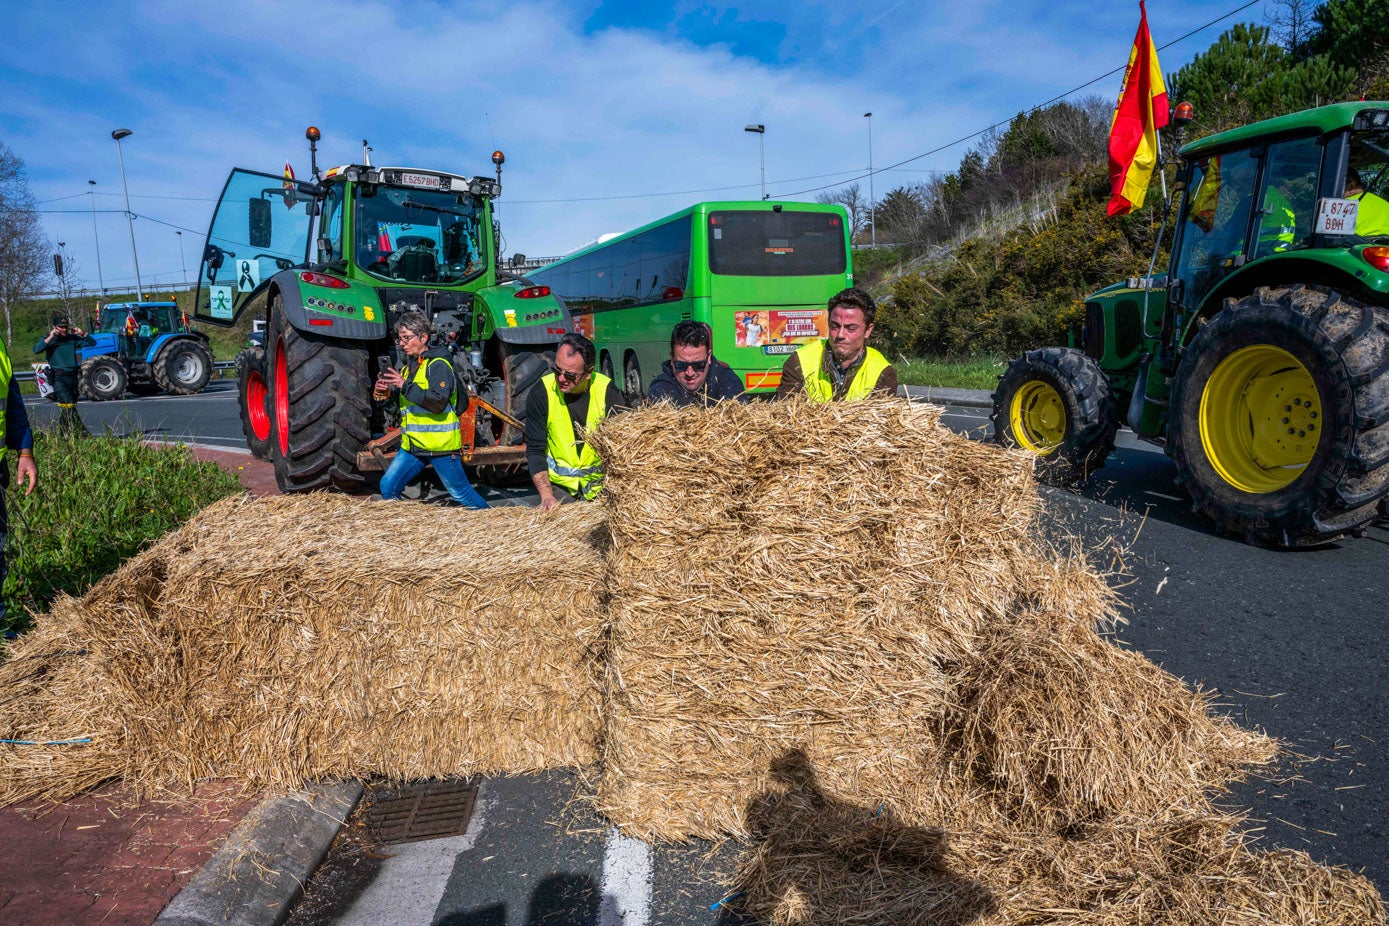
[0,346,10,466]
[543,371,612,500]
[1257,186,1297,254]
[398,355,461,454]
[795,339,890,403]
[1351,191,1389,237]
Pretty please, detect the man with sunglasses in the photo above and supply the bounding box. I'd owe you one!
[775,288,897,402]
[525,333,625,510]
[33,313,95,433]
[647,320,746,407]
[375,312,490,509]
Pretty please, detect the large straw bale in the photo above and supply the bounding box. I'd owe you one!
[590,397,1049,840]
[0,495,608,801]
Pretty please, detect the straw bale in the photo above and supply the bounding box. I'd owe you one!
[0,494,608,801]
[590,397,1050,840]
[946,588,1279,829]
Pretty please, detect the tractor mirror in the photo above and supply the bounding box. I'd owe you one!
[204,244,225,273]
[249,198,273,249]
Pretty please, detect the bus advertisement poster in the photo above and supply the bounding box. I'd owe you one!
[735,309,827,351]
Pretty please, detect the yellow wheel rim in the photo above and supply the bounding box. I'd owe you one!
[1009,380,1067,455]
[1199,344,1322,494]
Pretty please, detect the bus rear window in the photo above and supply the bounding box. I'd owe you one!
[708,211,846,276]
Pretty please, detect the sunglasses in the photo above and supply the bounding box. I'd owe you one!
[554,366,589,382]
[672,359,708,373]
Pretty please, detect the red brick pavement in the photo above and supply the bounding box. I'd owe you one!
[0,444,280,926]
[0,782,260,926]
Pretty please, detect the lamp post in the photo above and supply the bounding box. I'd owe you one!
[56,242,69,312]
[87,180,106,296]
[864,112,875,247]
[111,128,145,300]
[744,124,766,201]
[176,230,187,287]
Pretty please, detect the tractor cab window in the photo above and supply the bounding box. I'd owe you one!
[1250,136,1321,261]
[317,182,345,265]
[1173,148,1259,309]
[1345,132,1389,239]
[355,184,484,285]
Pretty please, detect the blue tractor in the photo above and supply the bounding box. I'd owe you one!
[77,301,215,400]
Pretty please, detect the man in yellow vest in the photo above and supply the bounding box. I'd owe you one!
[0,336,38,629]
[375,312,489,508]
[1346,168,1389,238]
[775,288,898,401]
[526,333,625,510]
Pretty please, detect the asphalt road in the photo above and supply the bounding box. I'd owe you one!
[28,389,1387,923]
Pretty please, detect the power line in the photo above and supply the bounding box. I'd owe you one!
[776,0,1264,198]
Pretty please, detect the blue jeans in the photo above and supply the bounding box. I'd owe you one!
[380,449,490,509]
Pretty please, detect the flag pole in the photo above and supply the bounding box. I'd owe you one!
[1156,128,1168,202]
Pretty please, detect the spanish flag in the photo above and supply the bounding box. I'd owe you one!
[282,160,297,210]
[1107,1,1169,217]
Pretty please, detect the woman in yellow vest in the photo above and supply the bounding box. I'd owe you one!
[375,312,489,509]
[774,288,898,401]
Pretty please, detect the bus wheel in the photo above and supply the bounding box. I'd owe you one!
[623,353,643,405]
[600,351,614,382]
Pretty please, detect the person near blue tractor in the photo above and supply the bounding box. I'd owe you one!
[33,314,94,433]
[374,311,490,509]
[0,334,37,628]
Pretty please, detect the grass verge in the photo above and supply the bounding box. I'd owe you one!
[2,428,243,636]
[893,354,1006,392]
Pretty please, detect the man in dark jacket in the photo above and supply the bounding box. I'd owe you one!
[33,314,96,433]
[646,320,747,407]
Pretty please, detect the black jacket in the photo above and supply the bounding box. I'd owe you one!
[646,358,747,407]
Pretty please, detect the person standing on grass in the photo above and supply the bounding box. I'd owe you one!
[0,336,37,630]
[775,288,898,402]
[646,320,747,408]
[33,314,95,434]
[526,333,625,510]
[374,312,490,509]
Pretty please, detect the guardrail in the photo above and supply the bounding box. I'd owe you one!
[13,360,238,383]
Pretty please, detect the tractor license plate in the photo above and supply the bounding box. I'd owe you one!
[399,172,447,190]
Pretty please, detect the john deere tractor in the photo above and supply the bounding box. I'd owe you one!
[193,128,571,494]
[993,101,1389,547]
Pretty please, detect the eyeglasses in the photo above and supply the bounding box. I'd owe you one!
[672,359,708,373]
[554,366,589,383]
[396,332,421,344]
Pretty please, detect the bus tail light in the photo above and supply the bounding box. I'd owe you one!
[514,286,551,299]
[1361,247,1389,273]
[662,287,684,300]
[300,272,350,289]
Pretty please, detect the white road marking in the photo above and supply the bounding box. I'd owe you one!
[599,826,652,926]
[335,786,491,926]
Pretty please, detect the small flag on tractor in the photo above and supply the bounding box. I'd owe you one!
[125,311,138,336]
[377,223,392,255]
[282,160,297,210]
[1107,1,1170,217]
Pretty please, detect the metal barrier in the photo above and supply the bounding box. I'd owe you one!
[14,360,237,383]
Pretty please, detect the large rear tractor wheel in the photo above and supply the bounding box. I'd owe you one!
[991,347,1118,485]
[267,297,372,493]
[152,339,213,395]
[1170,285,1389,547]
[236,346,272,460]
[79,356,127,401]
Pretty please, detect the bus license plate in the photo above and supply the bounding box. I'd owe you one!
[764,344,798,355]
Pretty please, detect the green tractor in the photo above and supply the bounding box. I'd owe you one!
[993,101,1389,547]
[193,128,571,494]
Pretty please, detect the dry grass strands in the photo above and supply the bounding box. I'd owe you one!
[0,495,608,800]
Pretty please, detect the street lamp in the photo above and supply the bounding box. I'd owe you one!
[111,128,145,300]
[744,124,766,201]
[176,230,187,287]
[864,112,875,247]
[87,180,106,296]
[56,242,69,312]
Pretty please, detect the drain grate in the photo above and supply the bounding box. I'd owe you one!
[366,778,479,846]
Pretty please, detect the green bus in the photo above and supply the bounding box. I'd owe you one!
[528,201,853,398]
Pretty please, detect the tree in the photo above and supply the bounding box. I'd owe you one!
[874,187,926,244]
[1309,0,1389,97]
[817,183,870,242]
[0,141,50,345]
[1265,0,1319,58]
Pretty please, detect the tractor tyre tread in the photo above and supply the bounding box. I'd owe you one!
[151,339,213,395]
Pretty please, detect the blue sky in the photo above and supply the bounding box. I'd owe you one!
[3,0,1274,295]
